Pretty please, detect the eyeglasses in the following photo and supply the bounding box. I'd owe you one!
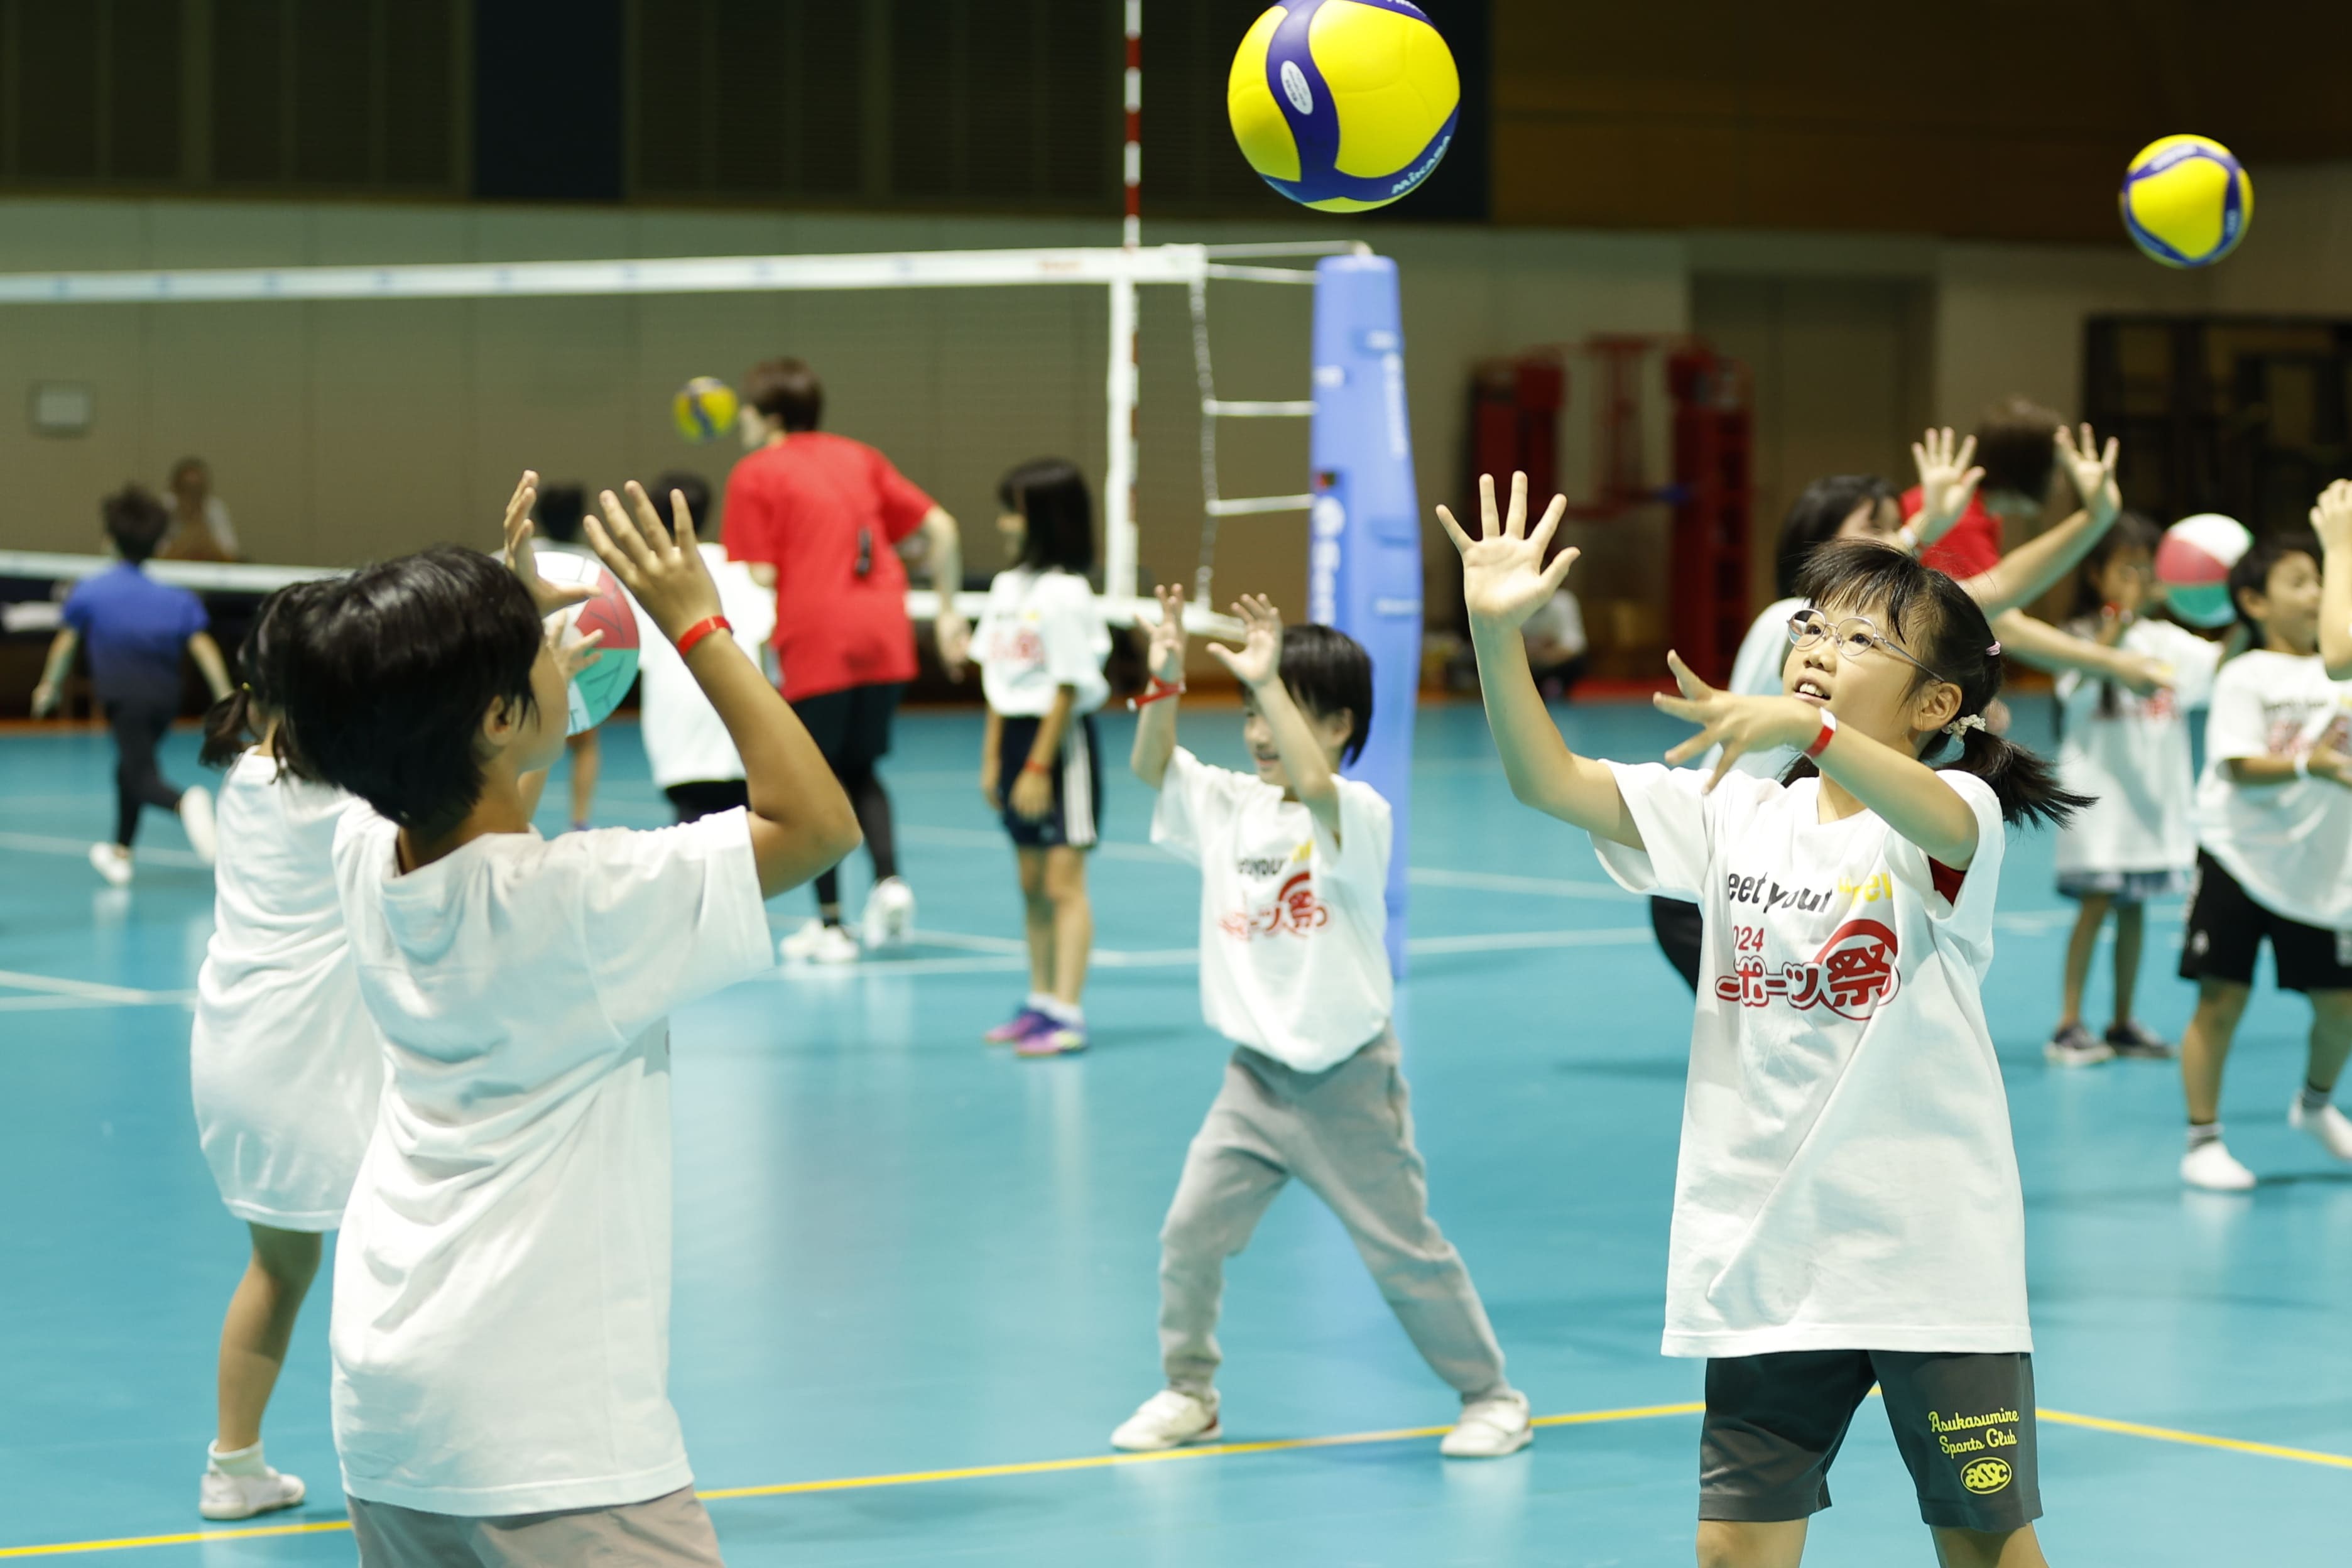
[1786,609,1951,687]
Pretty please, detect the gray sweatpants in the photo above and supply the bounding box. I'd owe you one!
[1158,1030,1511,1402]
[349,1484,724,1566]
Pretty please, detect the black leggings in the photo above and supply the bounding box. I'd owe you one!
[106,698,182,847]
[814,763,898,912]
[793,682,904,916]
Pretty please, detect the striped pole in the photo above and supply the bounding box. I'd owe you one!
[1106,1,1143,599]
[1122,1,1141,249]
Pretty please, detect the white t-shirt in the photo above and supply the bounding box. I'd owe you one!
[190,751,384,1229]
[1151,747,1392,1072]
[1593,764,2030,1358]
[2053,618,2223,877]
[329,810,771,1515]
[1712,596,1804,780]
[2194,650,2352,930]
[1521,585,1587,659]
[631,543,779,790]
[976,567,1110,717]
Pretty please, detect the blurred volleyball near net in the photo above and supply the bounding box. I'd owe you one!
[534,550,642,732]
[1227,0,1458,212]
[2120,135,2252,268]
[2155,512,2253,627]
[672,376,739,444]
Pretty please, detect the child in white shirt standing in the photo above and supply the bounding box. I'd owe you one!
[187,580,383,1523]
[975,459,1111,1057]
[2176,522,2352,1190]
[1111,585,1530,1461]
[1451,473,2084,1566]
[2044,513,2226,1066]
[283,477,859,1564]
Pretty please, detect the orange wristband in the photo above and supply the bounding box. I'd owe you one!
[675,615,731,657]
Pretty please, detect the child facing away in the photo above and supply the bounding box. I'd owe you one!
[281,477,859,1563]
[1451,473,2081,1567]
[2175,518,2352,1192]
[188,583,384,1523]
[2044,513,2226,1067]
[31,485,234,883]
[974,459,1111,1057]
[1112,585,1531,1461]
[628,471,780,824]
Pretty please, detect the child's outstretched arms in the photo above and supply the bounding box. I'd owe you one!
[1442,473,1642,847]
[2316,477,2352,680]
[1207,595,1342,839]
[1960,424,2120,618]
[587,482,861,896]
[1902,427,1983,553]
[1130,583,1188,790]
[1655,654,1983,867]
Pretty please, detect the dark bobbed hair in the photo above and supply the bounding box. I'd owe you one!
[647,470,712,530]
[535,483,588,546]
[2064,510,2167,721]
[202,580,330,773]
[742,357,823,432]
[103,485,172,564]
[1786,540,2088,829]
[1775,476,1892,598]
[282,548,544,836]
[998,457,1096,575]
[1974,395,2063,502]
[2231,528,2322,643]
[1275,623,1374,768]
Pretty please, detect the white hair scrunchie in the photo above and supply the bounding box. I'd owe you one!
[1942,713,1988,738]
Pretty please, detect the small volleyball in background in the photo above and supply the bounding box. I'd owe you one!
[532,551,643,732]
[672,376,739,444]
[1228,0,1458,212]
[2154,512,2253,627]
[2120,135,2253,268]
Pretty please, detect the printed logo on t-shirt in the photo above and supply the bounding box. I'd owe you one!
[987,623,1044,667]
[2265,697,2351,756]
[1715,917,1902,1020]
[1218,844,1328,940]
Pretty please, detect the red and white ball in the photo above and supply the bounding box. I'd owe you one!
[533,550,642,732]
[2153,513,2252,628]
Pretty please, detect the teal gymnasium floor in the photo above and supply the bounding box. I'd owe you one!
[2,696,2348,1565]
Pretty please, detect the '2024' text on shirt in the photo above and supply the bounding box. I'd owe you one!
[1150,747,1392,1073]
[1593,764,2030,1359]
[328,810,772,1516]
[2195,648,2352,931]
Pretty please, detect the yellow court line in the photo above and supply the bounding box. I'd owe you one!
[6,1399,2349,1559]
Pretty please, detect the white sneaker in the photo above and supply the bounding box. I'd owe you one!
[2288,1096,2352,1160]
[2181,1138,2257,1191]
[87,842,133,886]
[179,785,217,865]
[1441,1390,1534,1458]
[861,876,917,949]
[778,919,861,966]
[1111,1388,1221,1451]
[199,1459,305,1521]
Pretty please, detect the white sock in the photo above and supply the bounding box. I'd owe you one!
[1037,996,1084,1026]
[209,1439,268,1477]
[2187,1122,2223,1152]
[1025,991,1055,1013]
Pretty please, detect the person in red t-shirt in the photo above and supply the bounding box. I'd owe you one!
[722,357,970,963]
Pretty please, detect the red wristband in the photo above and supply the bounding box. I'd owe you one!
[1804,710,1839,760]
[1021,759,1050,776]
[674,615,731,658]
[1127,677,1186,710]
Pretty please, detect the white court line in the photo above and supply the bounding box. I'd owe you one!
[0,830,209,869]
[0,969,195,1006]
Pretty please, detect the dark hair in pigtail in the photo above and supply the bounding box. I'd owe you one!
[200,580,327,775]
[1783,540,2091,829]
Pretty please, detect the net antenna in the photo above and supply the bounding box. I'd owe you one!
[0,241,1359,637]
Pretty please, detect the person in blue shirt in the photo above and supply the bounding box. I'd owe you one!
[33,486,234,885]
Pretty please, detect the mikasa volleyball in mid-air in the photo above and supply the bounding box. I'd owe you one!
[2119,134,2253,267]
[1227,0,1459,211]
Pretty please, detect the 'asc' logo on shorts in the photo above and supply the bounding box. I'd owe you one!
[1961,1458,2012,1494]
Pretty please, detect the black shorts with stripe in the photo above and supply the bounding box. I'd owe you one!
[996,713,1101,851]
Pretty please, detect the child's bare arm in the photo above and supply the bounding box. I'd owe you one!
[2225,751,2352,789]
[2314,479,2352,680]
[588,482,861,897]
[980,706,1004,810]
[1130,583,1187,790]
[29,628,78,717]
[1958,425,2120,617]
[187,632,233,703]
[1444,474,1643,846]
[1010,686,1076,822]
[1657,653,1983,866]
[1209,596,1341,839]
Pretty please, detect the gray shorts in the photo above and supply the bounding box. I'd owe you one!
[1699,1350,2041,1533]
[349,1484,724,1566]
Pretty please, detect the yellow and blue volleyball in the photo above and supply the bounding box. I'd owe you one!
[1227,1,1458,213]
[2119,135,2252,268]
[672,376,739,444]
